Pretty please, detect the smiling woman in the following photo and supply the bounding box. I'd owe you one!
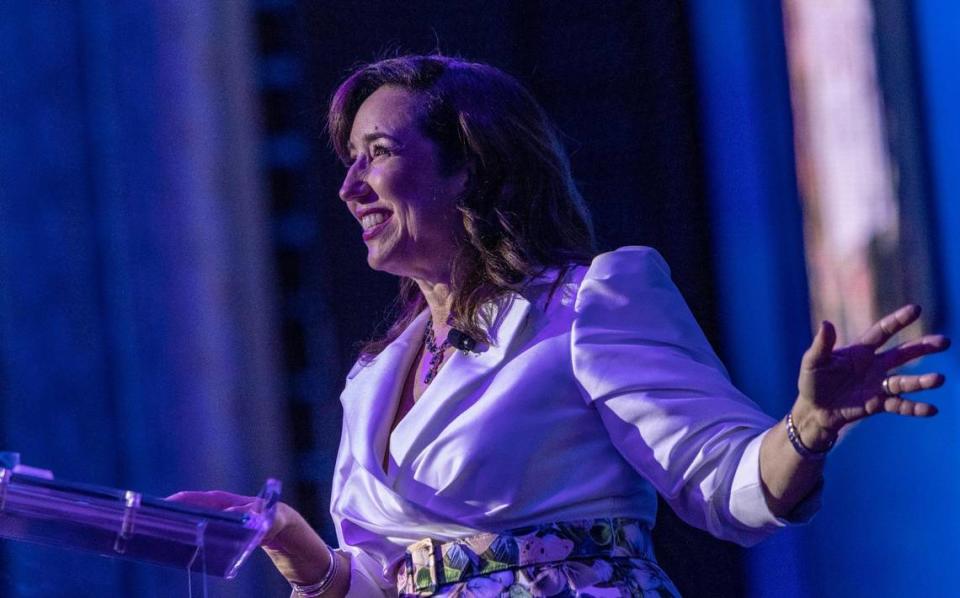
[327,56,597,360]
[170,55,950,598]
[339,85,466,282]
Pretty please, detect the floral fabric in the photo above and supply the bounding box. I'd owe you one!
[398,518,681,597]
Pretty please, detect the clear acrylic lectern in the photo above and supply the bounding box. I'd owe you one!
[0,452,279,596]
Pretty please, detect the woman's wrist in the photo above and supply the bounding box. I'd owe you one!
[260,503,333,586]
[789,400,839,453]
[289,543,341,597]
[262,543,331,587]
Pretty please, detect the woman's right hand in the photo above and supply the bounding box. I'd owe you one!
[166,491,341,588]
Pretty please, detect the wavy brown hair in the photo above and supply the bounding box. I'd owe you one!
[328,55,596,359]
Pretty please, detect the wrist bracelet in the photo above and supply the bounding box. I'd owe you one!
[291,543,340,597]
[785,412,833,460]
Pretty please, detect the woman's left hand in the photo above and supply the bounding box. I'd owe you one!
[791,304,950,450]
[166,490,336,587]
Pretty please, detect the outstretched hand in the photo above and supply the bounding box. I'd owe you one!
[166,490,334,586]
[166,490,289,548]
[793,304,950,448]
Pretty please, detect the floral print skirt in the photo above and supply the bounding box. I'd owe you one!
[398,518,681,597]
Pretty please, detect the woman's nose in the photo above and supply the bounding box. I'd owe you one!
[339,160,373,203]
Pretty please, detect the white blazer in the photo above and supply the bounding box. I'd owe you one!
[329,247,817,596]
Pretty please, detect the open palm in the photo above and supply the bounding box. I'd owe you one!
[796,304,949,434]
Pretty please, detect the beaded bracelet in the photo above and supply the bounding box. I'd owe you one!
[785,413,833,460]
[291,543,340,597]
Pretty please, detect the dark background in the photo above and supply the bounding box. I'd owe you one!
[259,2,733,595]
[303,1,720,353]
[2,1,958,596]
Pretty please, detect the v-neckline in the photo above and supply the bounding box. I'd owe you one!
[381,315,458,477]
[363,291,535,482]
[382,342,421,474]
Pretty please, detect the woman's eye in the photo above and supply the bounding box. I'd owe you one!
[371,144,392,158]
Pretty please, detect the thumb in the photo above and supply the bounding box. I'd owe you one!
[803,320,837,368]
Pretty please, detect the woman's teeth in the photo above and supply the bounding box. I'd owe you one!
[361,213,388,230]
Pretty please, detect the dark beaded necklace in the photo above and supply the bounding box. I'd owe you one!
[422,317,451,384]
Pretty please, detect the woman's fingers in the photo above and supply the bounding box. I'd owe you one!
[858,304,921,349]
[860,373,944,418]
[802,320,837,369]
[165,490,255,510]
[865,394,939,417]
[879,335,951,369]
[225,501,261,514]
[883,372,945,395]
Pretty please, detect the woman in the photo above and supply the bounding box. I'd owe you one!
[172,55,949,597]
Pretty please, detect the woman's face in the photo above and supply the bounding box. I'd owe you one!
[339,85,467,281]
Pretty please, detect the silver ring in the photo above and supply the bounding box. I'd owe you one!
[881,377,896,397]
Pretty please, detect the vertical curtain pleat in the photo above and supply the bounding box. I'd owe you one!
[0,2,289,595]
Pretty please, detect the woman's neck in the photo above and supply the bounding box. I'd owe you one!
[414,277,454,336]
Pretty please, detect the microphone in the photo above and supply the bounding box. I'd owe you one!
[447,328,478,352]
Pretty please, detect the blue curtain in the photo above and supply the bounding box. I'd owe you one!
[688,1,960,596]
[0,2,290,595]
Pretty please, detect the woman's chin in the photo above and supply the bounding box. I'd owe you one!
[364,246,400,275]
[365,251,386,272]
[365,247,426,280]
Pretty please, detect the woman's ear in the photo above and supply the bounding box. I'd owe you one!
[450,158,476,202]
[459,158,477,194]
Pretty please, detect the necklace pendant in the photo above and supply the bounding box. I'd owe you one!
[422,316,451,385]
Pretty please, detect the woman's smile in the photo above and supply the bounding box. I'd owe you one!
[358,208,394,241]
[339,85,467,280]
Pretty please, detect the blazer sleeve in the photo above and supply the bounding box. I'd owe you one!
[329,417,397,597]
[570,246,820,546]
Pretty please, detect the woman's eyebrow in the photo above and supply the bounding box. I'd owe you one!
[350,132,401,150]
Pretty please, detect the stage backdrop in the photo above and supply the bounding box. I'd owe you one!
[0,2,289,596]
[1,1,957,597]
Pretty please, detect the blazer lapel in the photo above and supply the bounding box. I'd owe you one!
[340,310,429,482]
[339,292,537,485]
[389,293,535,467]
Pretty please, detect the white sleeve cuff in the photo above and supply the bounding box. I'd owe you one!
[730,429,823,537]
[342,548,396,598]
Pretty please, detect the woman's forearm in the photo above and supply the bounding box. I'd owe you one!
[758,401,833,517]
[262,503,352,596]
